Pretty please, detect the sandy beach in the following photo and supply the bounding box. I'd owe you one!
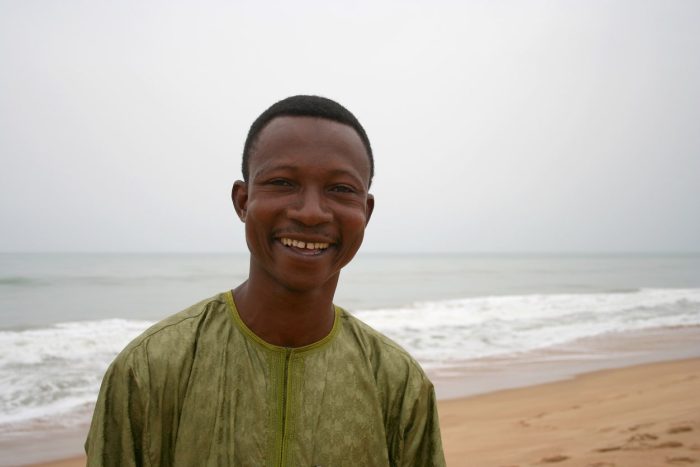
[441,358,700,466]
[19,356,699,467]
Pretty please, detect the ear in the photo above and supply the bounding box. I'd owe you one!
[365,193,374,226]
[232,180,248,222]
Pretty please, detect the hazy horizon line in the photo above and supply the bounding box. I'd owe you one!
[2,250,699,256]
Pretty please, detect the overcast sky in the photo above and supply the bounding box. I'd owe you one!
[1,0,698,253]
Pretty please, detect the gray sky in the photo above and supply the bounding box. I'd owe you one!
[1,0,698,253]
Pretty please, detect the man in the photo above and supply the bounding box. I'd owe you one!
[86,95,445,466]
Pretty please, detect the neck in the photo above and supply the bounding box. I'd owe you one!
[232,275,338,348]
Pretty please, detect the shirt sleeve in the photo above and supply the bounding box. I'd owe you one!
[85,345,151,467]
[398,375,446,467]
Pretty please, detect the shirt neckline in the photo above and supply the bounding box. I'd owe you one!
[225,290,342,355]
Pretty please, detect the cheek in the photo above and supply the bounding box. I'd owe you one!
[244,210,272,247]
[339,208,370,242]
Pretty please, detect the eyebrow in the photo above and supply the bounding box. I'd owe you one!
[254,165,367,187]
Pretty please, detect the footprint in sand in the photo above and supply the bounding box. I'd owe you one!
[587,463,616,467]
[656,441,684,449]
[627,422,655,432]
[594,446,622,453]
[668,426,693,434]
[624,432,660,449]
[540,455,569,463]
[630,433,659,441]
[595,432,683,452]
[666,456,697,464]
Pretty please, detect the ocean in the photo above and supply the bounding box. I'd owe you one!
[1,252,699,444]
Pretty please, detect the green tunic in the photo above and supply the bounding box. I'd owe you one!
[86,291,445,466]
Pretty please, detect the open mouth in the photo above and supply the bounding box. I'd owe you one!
[279,237,331,256]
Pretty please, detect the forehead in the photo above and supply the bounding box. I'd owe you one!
[249,116,371,182]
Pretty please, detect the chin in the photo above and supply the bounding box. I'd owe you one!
[277,272,340,294]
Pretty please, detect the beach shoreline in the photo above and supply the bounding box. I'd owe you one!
[10,326,700,467]
[433,325,700,400]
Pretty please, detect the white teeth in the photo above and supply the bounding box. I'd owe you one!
[280,238,329,250]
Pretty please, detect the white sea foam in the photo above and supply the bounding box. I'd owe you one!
[0,288,698,429]
[354,288,700,367]
[0,319,151,429]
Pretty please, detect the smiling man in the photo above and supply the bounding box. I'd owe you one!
[86,96,445,466]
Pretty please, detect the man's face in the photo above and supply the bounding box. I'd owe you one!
[233,116,374,293]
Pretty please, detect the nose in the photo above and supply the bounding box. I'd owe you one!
[287,188,333,226]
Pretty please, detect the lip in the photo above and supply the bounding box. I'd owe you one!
[273,232,336,257]
[275,238,333,258]
[274,233,336,245]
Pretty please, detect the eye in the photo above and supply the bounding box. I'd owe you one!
[268,178,293,187]
[329,184,356,194]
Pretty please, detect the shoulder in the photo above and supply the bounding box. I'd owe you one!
[337,308,431,388]
[336,308,444,464]
[114,292,232,369]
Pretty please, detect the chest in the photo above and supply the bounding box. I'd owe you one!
[167,341,393,467]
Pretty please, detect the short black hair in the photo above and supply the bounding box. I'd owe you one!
[242,95,374,187]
